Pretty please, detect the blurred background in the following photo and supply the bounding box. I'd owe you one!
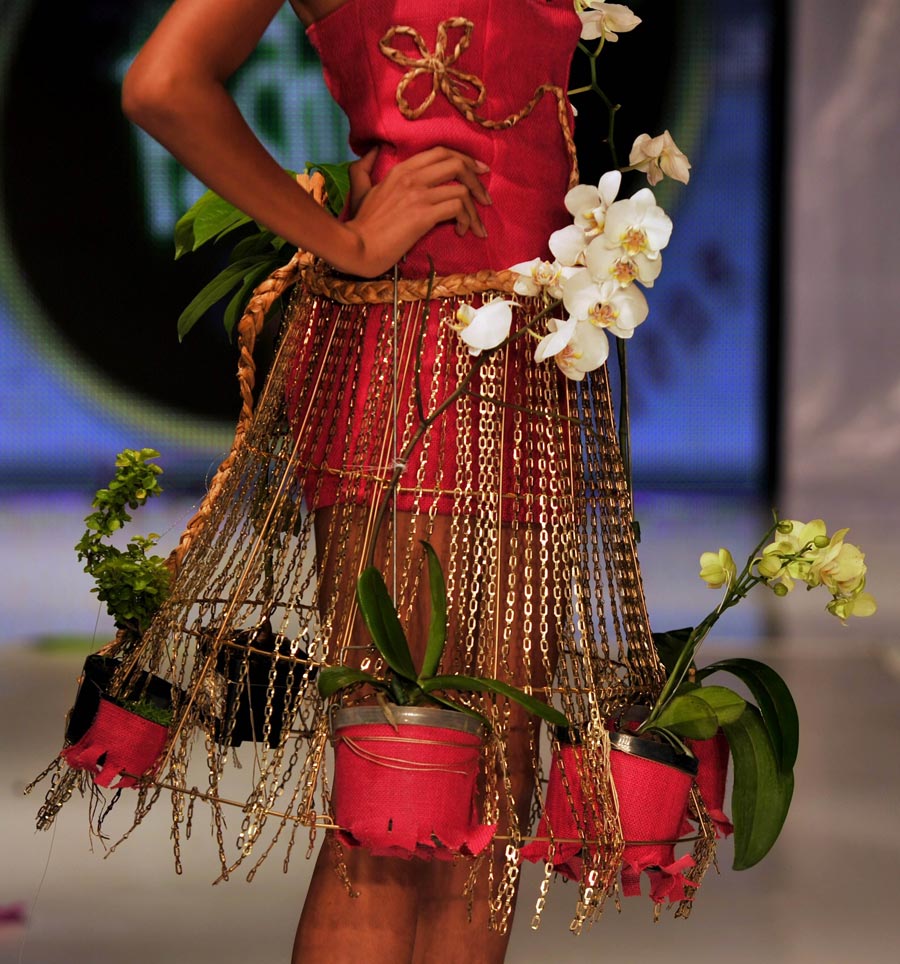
[1,1,897,961]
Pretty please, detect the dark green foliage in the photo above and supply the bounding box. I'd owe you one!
[318,542,568,728]
[174,161,352,341]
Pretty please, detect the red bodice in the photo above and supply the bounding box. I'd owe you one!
[307,0,581,277]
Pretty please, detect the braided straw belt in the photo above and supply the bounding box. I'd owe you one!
[303,264,515,304]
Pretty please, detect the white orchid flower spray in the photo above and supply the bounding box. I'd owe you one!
[443,2,692,501]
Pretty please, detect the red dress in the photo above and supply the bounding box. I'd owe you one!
[307,0,580,277]
[288,0,583,518]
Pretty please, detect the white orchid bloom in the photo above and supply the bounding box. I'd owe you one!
[585,236,663,288]
[452,300,514,356]
[534,316,578,363]
[629,130,692,186]
[578,1,641,42]
[508,258,574,299]
[548,224,589,267]
[534,316,609,380]
[562,271,649,337]
[549,172,623,267]
[602,189,673,261]
[564,170,622,237]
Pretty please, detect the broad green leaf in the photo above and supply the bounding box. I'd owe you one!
[174,191,251,258]
[316,666,383,698]
[421,675,568,727]
[699,658,799,772]
[307,160,352,216]
[420,542,447,681]
[229,230,280,262]
[723,705,794,869]
[222,260,282,338]
[176,256,267,341]
[356,567,417,682]
[652,692,718,740]
[689,685,746,725]
[652,627,694,677]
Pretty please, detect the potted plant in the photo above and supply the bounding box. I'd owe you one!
[206,616,315,748]
[616,515,876,892]
[60,448,176,789]
[523,515,876,903]
[317,541,568,860]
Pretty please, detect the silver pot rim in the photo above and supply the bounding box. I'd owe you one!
[332,704,486,738]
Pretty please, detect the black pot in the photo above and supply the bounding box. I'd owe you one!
[65,654,175,745]
[213,621,315,747]
[609,729,698,777]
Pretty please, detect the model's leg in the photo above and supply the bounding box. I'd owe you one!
[293,507,552,963]
[410,521,555,964]
[292,846,419,962]
[292,505,423,962]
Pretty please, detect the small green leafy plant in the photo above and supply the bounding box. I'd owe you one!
[633,513,875,870]
[74,448,171,641]
[174,161,351,341]
[318,542,568,729]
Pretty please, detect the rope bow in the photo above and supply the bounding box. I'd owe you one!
[379,17,487,121]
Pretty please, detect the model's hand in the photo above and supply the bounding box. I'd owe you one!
[339,146,492,277]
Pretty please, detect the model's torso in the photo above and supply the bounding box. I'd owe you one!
[304,0,581,276]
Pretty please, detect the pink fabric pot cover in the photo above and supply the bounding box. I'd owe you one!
[685,731,733,838]
[520,745,599,881]
[610,746,695,904]
[61,698,168,789]
[331,719,496,860]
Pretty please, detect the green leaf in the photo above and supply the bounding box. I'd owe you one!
[222,259,282,339]
[356,567,417,682]
[421,675,568,727]
[689,685,746,725]
[174,191,252,258]
[307,160,352,216]
[229,230,279,262]
[723,705,795,870]
[176,257,266,341]
[652,627,695,677]
[698,658,799,772]
[316,666,383,698]
[651,692,719,740]
[419,542,447,681]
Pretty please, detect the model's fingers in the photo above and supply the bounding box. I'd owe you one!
[428,184,486,238]
[419,157,492,207]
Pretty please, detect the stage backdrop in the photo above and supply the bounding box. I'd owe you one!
[784,0,900,511]
[0,0,777,493]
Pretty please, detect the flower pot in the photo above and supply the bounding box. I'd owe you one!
[609,730,698,905]
[61,655,173,789]
[330,705,496,860]
[520,727,600,881]
[686,730,733,838]
[210,621,314,747]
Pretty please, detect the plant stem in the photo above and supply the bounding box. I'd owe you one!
[641,519,781,728]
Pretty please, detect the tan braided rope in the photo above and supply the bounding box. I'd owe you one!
[165,173,324,575]
[303,264,515,304]
[380,17,579,189]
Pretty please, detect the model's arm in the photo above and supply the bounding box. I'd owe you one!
[122,0,490,278]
